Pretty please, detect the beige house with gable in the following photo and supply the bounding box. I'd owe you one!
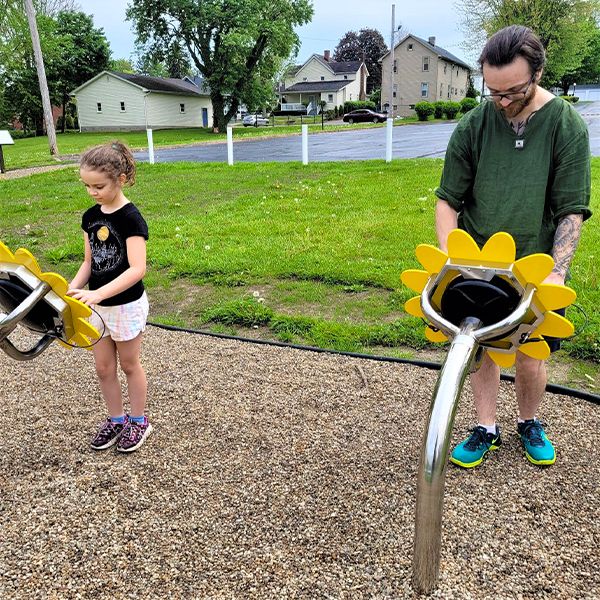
[381,35,472,117]
[278,51,368,114]
[71,71,213,131]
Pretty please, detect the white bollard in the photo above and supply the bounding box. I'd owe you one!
[385,118,393,163]
[302,124,308,165]
[227,126,233,165]
[146,128,155,165]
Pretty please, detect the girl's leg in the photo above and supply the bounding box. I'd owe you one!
[116,333,147,417]
[92,336,124,417]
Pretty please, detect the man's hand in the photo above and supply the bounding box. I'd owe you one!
[542,272,565,287]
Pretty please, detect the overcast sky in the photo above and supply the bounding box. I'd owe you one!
[75,0,473,67]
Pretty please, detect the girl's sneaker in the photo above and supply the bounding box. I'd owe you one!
[91,416,129,450]
[116,416,153,453]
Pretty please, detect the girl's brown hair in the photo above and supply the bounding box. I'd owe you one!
[80,141,136,185]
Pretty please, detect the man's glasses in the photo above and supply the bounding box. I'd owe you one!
[482,76,535,102]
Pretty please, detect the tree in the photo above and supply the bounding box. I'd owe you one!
[457,0,600,86]
[558,22,600,93]
[126,0,313,132]
[334,28,388,93]
[54,11,110,132]
[110,58,136,73]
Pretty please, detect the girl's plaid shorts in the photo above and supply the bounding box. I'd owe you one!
[89,292,149,342]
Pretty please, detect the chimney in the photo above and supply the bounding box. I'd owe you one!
[428,36,436,47]
[324,50,330,61]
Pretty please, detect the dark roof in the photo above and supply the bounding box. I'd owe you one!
[283,80,352,93]
[110,72,208,96]
[410,36,471,70]
[184,75,212,94]
[311,54,362,74]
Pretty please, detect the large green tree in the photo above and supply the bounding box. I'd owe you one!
[458,0,600,86]
[558,22,600,93]
[126,0,314,132]
[334,28,388,93]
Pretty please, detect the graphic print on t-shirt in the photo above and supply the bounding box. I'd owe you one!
[89,220,125,275]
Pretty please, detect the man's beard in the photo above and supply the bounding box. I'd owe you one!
[496,85,536,119]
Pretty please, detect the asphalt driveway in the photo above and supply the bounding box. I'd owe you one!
[135,101,600,164]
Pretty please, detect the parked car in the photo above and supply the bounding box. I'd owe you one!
[242,114,270,127]
[342,109,388,124]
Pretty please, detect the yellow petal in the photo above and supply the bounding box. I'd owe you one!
[404,295,424,318]
[0,241,16,262]
[533,311,574,339]
[447,229,481,261]
[400,269,430,293]
[480,232,516,264]
[40,272,68,297]
[75,319,100,341]
[518,340,551,361]
[425,327,448,343]
[13,248,42,276]
[487,350,516,368]
[535,284,576,311]
[64,295,92,320]
[415,244,447,274]
[514,254,554,286]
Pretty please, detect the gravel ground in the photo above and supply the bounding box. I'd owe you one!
[0,325,598,599]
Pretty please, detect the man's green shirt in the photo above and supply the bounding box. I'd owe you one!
[435,97,592,258]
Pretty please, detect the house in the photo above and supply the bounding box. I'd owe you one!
[381,35,472,117]
[278,51,368,114]
[71,71,214,132]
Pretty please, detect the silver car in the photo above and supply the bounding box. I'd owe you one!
[242,114,270,127]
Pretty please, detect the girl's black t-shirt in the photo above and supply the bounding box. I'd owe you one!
[81,202,149,306]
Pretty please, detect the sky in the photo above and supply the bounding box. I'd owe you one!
[75,0,473,67]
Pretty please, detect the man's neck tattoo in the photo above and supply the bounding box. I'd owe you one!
[510,110,538,135]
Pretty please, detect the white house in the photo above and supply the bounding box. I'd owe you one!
[71,71,214,131]
[278,51,368,114]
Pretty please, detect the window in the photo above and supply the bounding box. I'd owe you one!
[421,82,429,98]
[444,64,447,74]
[407,43,413,51]
[321,76,325,81]
[393,104,398,111]
[440,84,443,96]
[327,94,334,103]
[96,102,102,112]
[303,77,307,81]
[423,56,429,72]
[180,103,185,113]
[393,59,397,73]
[344,75,348,79]
[393,91,396,98]
[120,101,126,111]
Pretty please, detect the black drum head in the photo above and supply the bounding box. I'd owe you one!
[0,276,57,332]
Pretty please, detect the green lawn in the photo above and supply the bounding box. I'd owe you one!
[1,159,598,384]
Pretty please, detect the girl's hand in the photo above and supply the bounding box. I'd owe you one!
[66,288,104,306]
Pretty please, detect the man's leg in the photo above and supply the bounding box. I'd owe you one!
[515,353,555,465]
[450,353,502,468]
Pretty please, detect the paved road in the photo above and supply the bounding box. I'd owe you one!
[136,101,600,164]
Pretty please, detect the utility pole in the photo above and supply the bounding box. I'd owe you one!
[389,4,395,118]
[24,0,58,156]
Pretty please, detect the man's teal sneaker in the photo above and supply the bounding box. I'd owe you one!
[518,419,556,465]
[450,425,502,468]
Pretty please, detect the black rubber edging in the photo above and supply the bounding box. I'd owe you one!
[147,321,600,405]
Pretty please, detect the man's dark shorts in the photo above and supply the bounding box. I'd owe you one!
[545,307,567,353]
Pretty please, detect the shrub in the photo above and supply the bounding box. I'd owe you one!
[560,95,579,103]
[343,100,376,114]
[433,101,446,119]
[443,101,461,120]
[414,101,435,121]
[460,97,478,114]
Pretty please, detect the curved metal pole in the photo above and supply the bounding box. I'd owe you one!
[412,317,481,594]
[0,281,52,342]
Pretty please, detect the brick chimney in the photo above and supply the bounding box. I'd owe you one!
[323,50,330,61]
[428,36,436,47]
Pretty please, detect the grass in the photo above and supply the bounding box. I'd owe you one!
[0,159,598,388]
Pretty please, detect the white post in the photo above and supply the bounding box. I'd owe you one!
[146,128,154,165]
[386,118,393,162]
[389,4,395,119]
[227,126,234,165]
[302,124,308,165]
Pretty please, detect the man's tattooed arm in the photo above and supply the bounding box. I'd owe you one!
[551,214,584,280]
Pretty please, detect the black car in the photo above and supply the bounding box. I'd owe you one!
[342,109,388,124]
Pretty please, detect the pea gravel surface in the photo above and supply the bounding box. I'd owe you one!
[1,325,598,599]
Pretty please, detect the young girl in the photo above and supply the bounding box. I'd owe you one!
[68,141,152,453]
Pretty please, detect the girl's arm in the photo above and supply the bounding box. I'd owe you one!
[67,236,147,306]
[69,233,92,290]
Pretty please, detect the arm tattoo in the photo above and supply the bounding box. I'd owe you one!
[552,214,583,278]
